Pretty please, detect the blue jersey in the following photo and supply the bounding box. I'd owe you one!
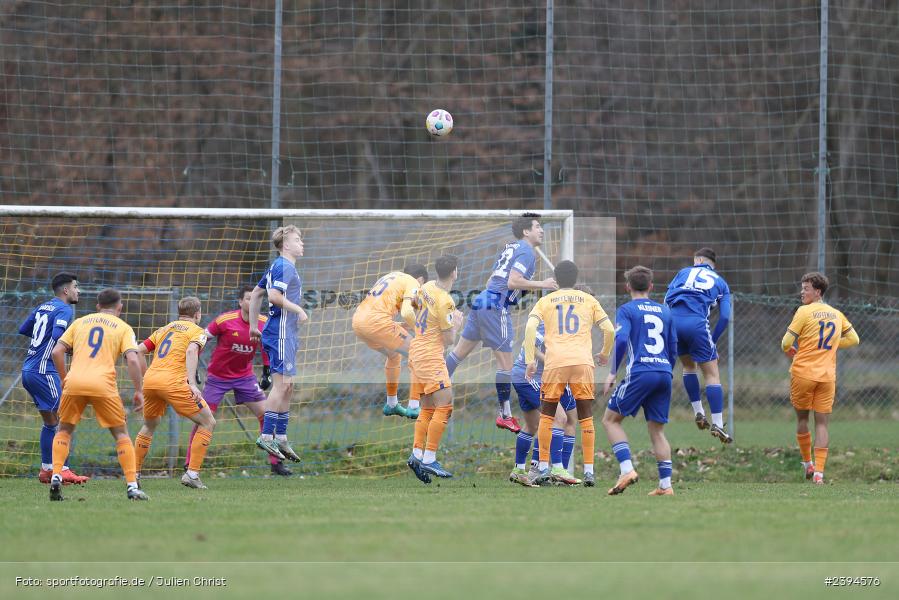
[258,256,303,342]
[665,264,730,320]
[484,240,537,306]
[512,322,547,383]
[18,298,74,374]
[612,299,678,376]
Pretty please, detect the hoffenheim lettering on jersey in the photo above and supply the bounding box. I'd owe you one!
[19,298,73,374]
[616,299,678,375]
[664,264,730,319]
[483,241,536,306]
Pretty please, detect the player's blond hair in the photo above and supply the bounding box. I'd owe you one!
[272,225,302,250]
[178,296,202,317]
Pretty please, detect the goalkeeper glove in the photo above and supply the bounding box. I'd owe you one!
[259,365,272,391]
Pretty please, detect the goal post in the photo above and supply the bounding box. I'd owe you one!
[1,206,587,478]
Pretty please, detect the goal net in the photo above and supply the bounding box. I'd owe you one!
[0,208,616,478]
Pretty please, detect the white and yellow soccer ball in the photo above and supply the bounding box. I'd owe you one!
[425,109,453,137]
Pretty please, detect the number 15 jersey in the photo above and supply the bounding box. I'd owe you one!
[528,289,610,370]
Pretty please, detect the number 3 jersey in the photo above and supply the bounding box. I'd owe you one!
[58,312,138,397]
[528,288,610,370]
[19,298,73,374]
[614,299,678,376]
[142,320,208,390]
[786,302,853,383]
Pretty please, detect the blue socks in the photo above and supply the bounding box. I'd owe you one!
[612,441,632,464]
[262,411,278,435]
[683,372,701,404]
[496,370,512,413]
[446,352,461,377]
[706,384,724,415]
[40,424,56,465]
[658,460,673,488]
[562,434,576,469]
[515,432,533,467]
[275,412,290,437]
[551,428,564,466]
[531,436,540,464]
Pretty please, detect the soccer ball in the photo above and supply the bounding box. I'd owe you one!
[426,109,453,137]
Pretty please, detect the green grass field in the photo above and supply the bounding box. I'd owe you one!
[2,476,897,599]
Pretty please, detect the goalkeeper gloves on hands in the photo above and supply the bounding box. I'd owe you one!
[259,365,272,391]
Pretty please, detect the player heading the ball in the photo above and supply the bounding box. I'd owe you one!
[353,263,429,419]
[445,212,558,434]
[249,225,308,463]
[664,248,733,444]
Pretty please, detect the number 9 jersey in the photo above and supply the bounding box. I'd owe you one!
[58,312,138,398]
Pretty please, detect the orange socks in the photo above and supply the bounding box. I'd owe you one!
[579,417,595,468]
[134,432,153,474]
[188,428,213,473]
[537,413,554,464]
[51,430,72,477]
[425,406,452,452]
[797,432,812,463]
[413,408,435,452]
[814,447,828,474]
[116,437,137,483]
[385,354,401,398]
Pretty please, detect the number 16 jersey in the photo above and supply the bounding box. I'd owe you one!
[528,288,610,370]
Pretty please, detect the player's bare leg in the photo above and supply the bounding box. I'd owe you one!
[811,411,829,484]
[795,408,814,479]
[601,408,639,495]
[681,355,709,430]
[647,421,674,496]
[181,406,216,489]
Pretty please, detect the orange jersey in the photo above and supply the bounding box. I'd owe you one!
[529,289,611,370]
[143,320,207,389]
[356,271,420,319]
[409,281,457,366]
[787,302,853,383]
[58,312,138,397]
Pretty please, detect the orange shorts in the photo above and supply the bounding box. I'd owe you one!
[143,386,208,420]
[790,376,835,414]
[409,359,451,398]
[58,391,127,428]
[353,312,410,352]
[541,365,595,402]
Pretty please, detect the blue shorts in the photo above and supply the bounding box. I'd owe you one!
[460,303,513,352]
[514,380,575,412]
[607,370,672,423]
[22,370,61,412]
[262,335,298,377]
[672,314,718,363]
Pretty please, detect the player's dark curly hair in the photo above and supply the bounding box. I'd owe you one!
[403,263,428,281]
[512,212,540,239]
[554,260,578,288]
[801,272,829,295]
